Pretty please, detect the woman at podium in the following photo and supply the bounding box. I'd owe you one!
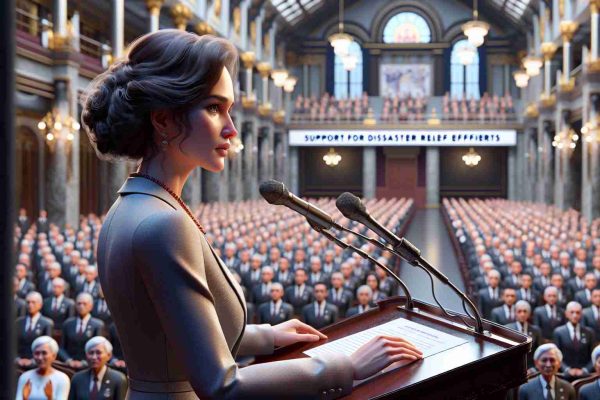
[81,29,422,399]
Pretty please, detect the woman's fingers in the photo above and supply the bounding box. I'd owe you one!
[380,339,423,355]
[290,333,321,343]
[293,320,328,339]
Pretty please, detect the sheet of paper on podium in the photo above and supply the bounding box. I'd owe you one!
[304,317,468,362]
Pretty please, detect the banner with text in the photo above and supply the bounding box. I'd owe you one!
[289,129,517,146]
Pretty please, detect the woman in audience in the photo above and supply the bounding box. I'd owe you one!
[81,29,422,399]
[15,336,70,400]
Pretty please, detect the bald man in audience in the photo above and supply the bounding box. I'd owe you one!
[505,300,541,370]
[257,283,294,325]
[77,265,100,299]
[518,344,575,400]
[553,301,595,379]
[328,272,353,317]
[578,344,600,399]
[15,291,54,367]
[477,269,503,319]
[346,285,374,317]
[252,266,275,305]
[284,268,314,315]
[533,286,566,341]
[491,288,517,325]
[69,336,128,400]
[59,293,106,369]
[302,282,338,329]
[42,277,75,330]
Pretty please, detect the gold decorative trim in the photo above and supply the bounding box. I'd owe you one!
[541,42,558,60]
[559,21,578,42]
[256,62,271,78]
[586,59,600,73]
[558,77,575,93]
[240,51,255,69]
[540,94,557,108]
[242,96,256,109]
[171,3,192,31]
[258,103,272,117]
[273,110,285,124]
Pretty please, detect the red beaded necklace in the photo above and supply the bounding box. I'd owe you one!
[130,172,206,233]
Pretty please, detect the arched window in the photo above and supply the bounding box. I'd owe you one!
[383,12,431,43]
[334,41,363,99]
[450,39,480,100]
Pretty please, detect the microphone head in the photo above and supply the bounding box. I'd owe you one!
[336,192,367,221]
[259,180,288,205]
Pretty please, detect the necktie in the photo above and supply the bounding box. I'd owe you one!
[90,374,98,400]
[52,299,58,312]
[78,320,84,335]
[573,329,579,349]
[545,383,552,400]
[271,303,276,316]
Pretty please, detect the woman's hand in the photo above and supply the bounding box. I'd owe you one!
[22,379,32,400]
[44,380,53,400]
[350,335,423,380]
[272,319,327,347]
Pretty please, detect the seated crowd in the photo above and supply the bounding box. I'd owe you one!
[444,197,600,397]
[291,92,371,123]
[441,92,516,122]
[12,196,414,398]
[380,94,428,123]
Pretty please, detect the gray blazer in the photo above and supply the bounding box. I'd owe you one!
[97,177,353,399]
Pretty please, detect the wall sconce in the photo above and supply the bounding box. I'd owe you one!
[323,148,342,167]
[462,147,481,167]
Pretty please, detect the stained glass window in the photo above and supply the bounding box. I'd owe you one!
[383,12,431,43]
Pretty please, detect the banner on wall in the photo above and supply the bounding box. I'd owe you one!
[288,129,517,146]
[379,64,431,97]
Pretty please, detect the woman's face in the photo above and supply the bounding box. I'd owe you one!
[170,67,237,172]
[33,343,56,370]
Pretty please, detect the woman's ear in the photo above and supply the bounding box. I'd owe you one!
[150,109,175,137]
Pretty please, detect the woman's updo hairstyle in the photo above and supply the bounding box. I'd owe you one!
[81,29,238,161]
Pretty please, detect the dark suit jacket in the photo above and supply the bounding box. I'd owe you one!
[505,322,542,368]
[42,296,75,330]
[251,284,274,306]
[574,290,593,308]
[307,272,330,287]
[284,285,314,315]
[345,305,372,318]
[518,376,575,400]
[553,324,595,372]
[516,288,540,308]
[76,280,101,299]
[97,177,353,399]
[15,315,54,358]
[92,298,113,325]
[477,288,503,319]
[579,379,600,400]
[257,301,294,325]
[533,305,566,340]
[69,367,128,400]
[15,280,35,299]
[274,271,294,288]
[582,306,600,342]
[15,297,26,317]
[59,316,106,362]
[327,288,353,317]
[491,305,516,325]
[302,302,338,329]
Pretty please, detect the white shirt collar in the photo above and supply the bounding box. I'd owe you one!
[28,312,41,327]
[539,375,555,394]
[90,365,108,391]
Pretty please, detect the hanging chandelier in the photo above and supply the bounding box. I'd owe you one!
[323,148,342,167]
[552,127,578,149]
[328,0,353,57]
[271,68,288,88]
[513,69,529,88]
[37,110,80,143]
[462,0,489,47]
[462,147,481,167]
[523,55,543,76]
[457,44,477,65]
[581,122,600,143]
[283,76,297,93]
[342,54,358,71]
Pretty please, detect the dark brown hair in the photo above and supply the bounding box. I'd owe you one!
[81,29,238,161]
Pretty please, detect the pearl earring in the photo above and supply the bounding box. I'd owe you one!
[159,132,169,150]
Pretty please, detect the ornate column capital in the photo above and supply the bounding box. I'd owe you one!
[256,62,272,78]
[146,0,163,16]
[240,51,256,69]
[171,3,192,30]
[195,21,214,35]
[559,20,578,42]
[591,0,600,14]
[540,42,558,61]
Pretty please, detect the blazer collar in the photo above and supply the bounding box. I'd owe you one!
[118,177,179,210]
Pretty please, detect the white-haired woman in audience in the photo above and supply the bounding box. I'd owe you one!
[578,344,600,399]
[15,336,70,400]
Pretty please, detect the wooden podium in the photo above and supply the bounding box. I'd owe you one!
[254,296,532,399]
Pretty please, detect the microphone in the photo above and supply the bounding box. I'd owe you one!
[259,180,341,231]
[336,192,421,266]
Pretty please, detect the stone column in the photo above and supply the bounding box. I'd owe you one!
[53,0,68,37]
[107,0,127,205]
[257,62,272,114]
[218,157,229,202]
[202,170,220,203]
[242,122,255,199]
[251,121,260,198]
[425,147,440,207]
[515,131,527,200]
[558,20,578,90]
[259,128,269,182]
[182,168,202,209]
[591,1,600,61]
[240,52,256,108]
[289,146,299,195]
[536,112,554,203]
[362,147,376,199]
[146,0,163,33]
[507,145,517,200]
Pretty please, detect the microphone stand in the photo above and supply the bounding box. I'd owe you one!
[307,221,414,310]
[334,223,485,334]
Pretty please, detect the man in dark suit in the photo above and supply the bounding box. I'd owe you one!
[14,291,54,368]
[518,343,576,400]
[42,277,75,330]
[491,288,517,325]
[505,300,542,370]
[566,263,587,296]
[77,265,101,300]
[533,286,566,341]
[553,301,595,379]
[328,272,353,317]
[477,270,503,319]
[339,262,359,294]
[222,243,239,271]
[578,345,600,400]
[503,261,523,290]
[242,254,263,290]
[554,252,573,281]
[274,257,294,288]
[36,209,49,234]
[307,257,330,288]
[13,277,26,317]
[582,288,600,343]
[284,268,313,315]
[533,263,552,294]
[69,336,128,400]
[14,263,35,299]
[39,261,65,298]
[574,273,598,308]
[59,292,106,370]
[516,273,539,308]
[346,285,373,317]
[251,266,275,306]
[92,286,112,325]
[302,283,338,329]
[257,283,294,325]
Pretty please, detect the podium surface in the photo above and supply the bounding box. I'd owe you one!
[255,297,532,399]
